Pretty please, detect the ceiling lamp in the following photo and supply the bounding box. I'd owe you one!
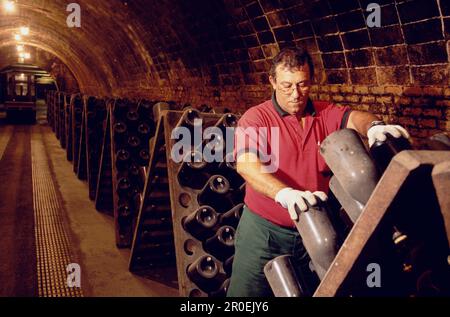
[3,1,15,13]
[20,26,30,35]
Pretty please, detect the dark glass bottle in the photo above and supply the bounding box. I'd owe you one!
[137,100,153,119]
[197,175,232,213]
[294,201,338,280]
[74,106,83,120]
[219,203,244,229]
[218,152,245,190]
[198,104,213,113]
[117,200,132,218]
[370,134,411,173]
[116,177,132,197]
[209,278,230,297]
[114,99,129,117]
[127,135,142,154]
[115,149,131,171]
[113,121,127,144]
[137,122,153,143]
[175,108,201,129]
[216,113,238,130]
[186,254,221,292]
[130,188,142,214]
[223,255,233,277]
[174,109,202,147]
[138,149,150,167]
[177,151,211,189]
[231,182,246,205]
[126,110,140,128]
[182,206,219,241]
[128,163,145,190]
[204,225,235,261]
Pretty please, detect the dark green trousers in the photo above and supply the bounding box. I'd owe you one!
[227,206,319,297]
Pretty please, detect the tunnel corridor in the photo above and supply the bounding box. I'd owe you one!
[0,0,449,302]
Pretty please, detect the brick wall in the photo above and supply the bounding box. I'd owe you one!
[114,0,449,141]
[1,0,448,141]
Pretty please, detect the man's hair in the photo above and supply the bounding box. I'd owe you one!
[269,48,314,81]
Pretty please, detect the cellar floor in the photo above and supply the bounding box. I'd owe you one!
[0,104,178,297]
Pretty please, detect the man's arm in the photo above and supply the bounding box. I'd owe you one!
[236,151,327,220]
[236,152,286,200]
[346,110,410,147]
[346,110,380,135]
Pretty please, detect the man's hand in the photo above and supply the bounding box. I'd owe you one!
[275,188,328,221]
[367,124,410,147]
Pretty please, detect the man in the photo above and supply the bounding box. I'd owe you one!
[227,48,409,297]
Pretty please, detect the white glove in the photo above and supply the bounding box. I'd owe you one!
[275,188,328,221]
[367,124,410,147]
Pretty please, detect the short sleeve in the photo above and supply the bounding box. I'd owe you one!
[233,110,263,161]
[321,103,352,135]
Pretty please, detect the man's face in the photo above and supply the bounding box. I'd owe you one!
[269,63,311,116]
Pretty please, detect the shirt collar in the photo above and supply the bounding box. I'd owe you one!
[271,91,316,118]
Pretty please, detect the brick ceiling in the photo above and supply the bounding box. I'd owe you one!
[0,0,448,97]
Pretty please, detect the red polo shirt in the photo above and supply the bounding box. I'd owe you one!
[234,93,351,228]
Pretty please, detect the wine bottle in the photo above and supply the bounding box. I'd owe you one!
[182,206,219,241]
[204,225,235,261]
[126,110,140,128]
[174,109,202,147]
[137,149,150,167]
[186,254,221,292]
[177,151,211,189]
[117,200,132,218]
[223,255,233,276]
[127,135,142,154]
[209,278,230,297]
[113,121,127,144]
[114,99,129,117]
[137,100,153,119]
[197,175,232,213]
[128,162,145,190]
[115,149,131,171]
[137,122,153,142]
[370,134,411,173]
[219,203,244,229]
[293,202,338,280]
[116,176,132,197]
[218,152,245,190]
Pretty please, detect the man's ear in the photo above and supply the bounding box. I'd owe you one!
[269,75,277,90]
